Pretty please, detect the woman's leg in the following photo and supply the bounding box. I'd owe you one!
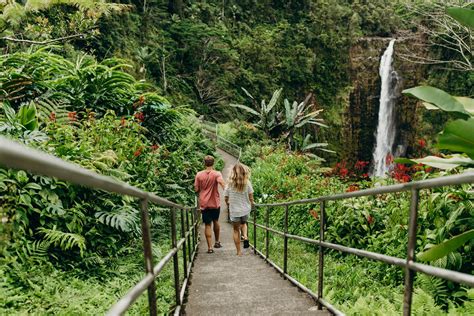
[241,222,248,240]
[232,222,242,255]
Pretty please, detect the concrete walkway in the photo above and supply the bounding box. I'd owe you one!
[184,149,327,315]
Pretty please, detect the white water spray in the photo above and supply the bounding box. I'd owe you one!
[372,39,398,177]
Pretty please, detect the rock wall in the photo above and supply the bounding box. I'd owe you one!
[341,35,426,164]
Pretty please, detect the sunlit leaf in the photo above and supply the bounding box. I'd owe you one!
[418,230,474,262]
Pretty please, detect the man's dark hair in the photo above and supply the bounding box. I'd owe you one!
[204,155,214,167]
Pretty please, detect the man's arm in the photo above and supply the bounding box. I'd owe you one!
[217,173,225,190]
[194,175,200,192]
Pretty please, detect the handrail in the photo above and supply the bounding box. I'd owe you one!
[200,119,242,160]
[0,136,199,316]
[250,172,474,315]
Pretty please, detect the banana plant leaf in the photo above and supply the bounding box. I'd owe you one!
[438,118,474,159]
[395,155,474,169]
[229,103,259,116]
[447,7,474,29]
[403,86,471,117]
[418,229,474,262]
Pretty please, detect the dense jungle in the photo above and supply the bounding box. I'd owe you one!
[0,0,473,315]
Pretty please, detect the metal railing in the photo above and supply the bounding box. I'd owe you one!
[201,120,242,160]
[249,172,474,316]
[0,137,199,316]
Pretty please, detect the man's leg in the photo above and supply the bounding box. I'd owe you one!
[232,222,242,255]
[204,223,213,251]
[212,219,220,244]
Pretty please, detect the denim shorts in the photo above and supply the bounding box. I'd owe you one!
[230,214,249,224]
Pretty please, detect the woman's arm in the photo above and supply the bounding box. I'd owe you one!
[249,193,254,208]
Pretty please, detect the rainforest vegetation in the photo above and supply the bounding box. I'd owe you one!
[0,0,473,315]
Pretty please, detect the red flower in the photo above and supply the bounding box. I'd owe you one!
[362,173,369,178]
[49,112,56,122]
[133,95,146,108]
[68,111,77,121]
[425,167,433,173]
[133,148,142,157]
[309,209,319,220]
[385,153,393,166]
[121,117,126,127]
[150,144,159,151]
[346,184,359,192]
[339,168,349,178]
[367,215,374,225]
[418,139,426,148]
[355,160,369,170]
[134,112,145,122]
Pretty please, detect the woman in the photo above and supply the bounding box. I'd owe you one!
[224,163,254,256]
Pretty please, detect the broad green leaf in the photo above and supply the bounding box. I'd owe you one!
[229,103,259,116]
[405,155,474,170]
[403,86,470,117]
[303,143,328,150]
[438,118,474,159]
[265,88,282,114]
[418,229,474,262]
[455,97,474,116]
[447,7,474,29]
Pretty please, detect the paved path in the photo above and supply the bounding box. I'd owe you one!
[184,149,327,315]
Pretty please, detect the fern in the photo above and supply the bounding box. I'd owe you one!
[418,275,449,307]
[95,205,139,233]
[37,226,86,256]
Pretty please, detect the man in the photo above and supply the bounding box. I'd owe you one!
[194,155,225,253]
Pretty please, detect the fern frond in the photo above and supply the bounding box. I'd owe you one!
[37,226,86,256]
[95,205,139,233]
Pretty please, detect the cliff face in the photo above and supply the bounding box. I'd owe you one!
[341,35,426,164]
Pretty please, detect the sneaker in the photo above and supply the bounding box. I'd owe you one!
[243,239,250,248]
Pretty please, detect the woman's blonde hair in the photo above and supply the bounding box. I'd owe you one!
[228,163,250,192]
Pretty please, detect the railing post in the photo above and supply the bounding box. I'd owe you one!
[139,198,157,316]
[317,201,325,310]
[283,205,289,276]
[186,209,192,263]
[253,206,257,254]
[265,207,269,261]
[180,209,188,280]
[170,208,180,307]
[403,189,419,316]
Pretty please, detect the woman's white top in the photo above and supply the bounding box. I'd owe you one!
[224,181,254,217]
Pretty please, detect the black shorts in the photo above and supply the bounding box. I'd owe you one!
[202,208,220,224]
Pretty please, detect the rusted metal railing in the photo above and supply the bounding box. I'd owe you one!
[201,120,242,160]
[0,137,200,316]
[249,172,474,316]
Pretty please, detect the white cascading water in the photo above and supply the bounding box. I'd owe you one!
[372,39,398,177]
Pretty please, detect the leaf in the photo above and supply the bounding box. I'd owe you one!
[447,7,474,29]
[265,88,283,114]
[403,86,470,117]
[437,118,474,159]
[405,155,474,170]
[418,230,474,262]
[455,97,474,116]
[240,87,255,100]
[229,103,259,116]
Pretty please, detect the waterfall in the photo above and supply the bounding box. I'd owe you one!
[372,39,398,177]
